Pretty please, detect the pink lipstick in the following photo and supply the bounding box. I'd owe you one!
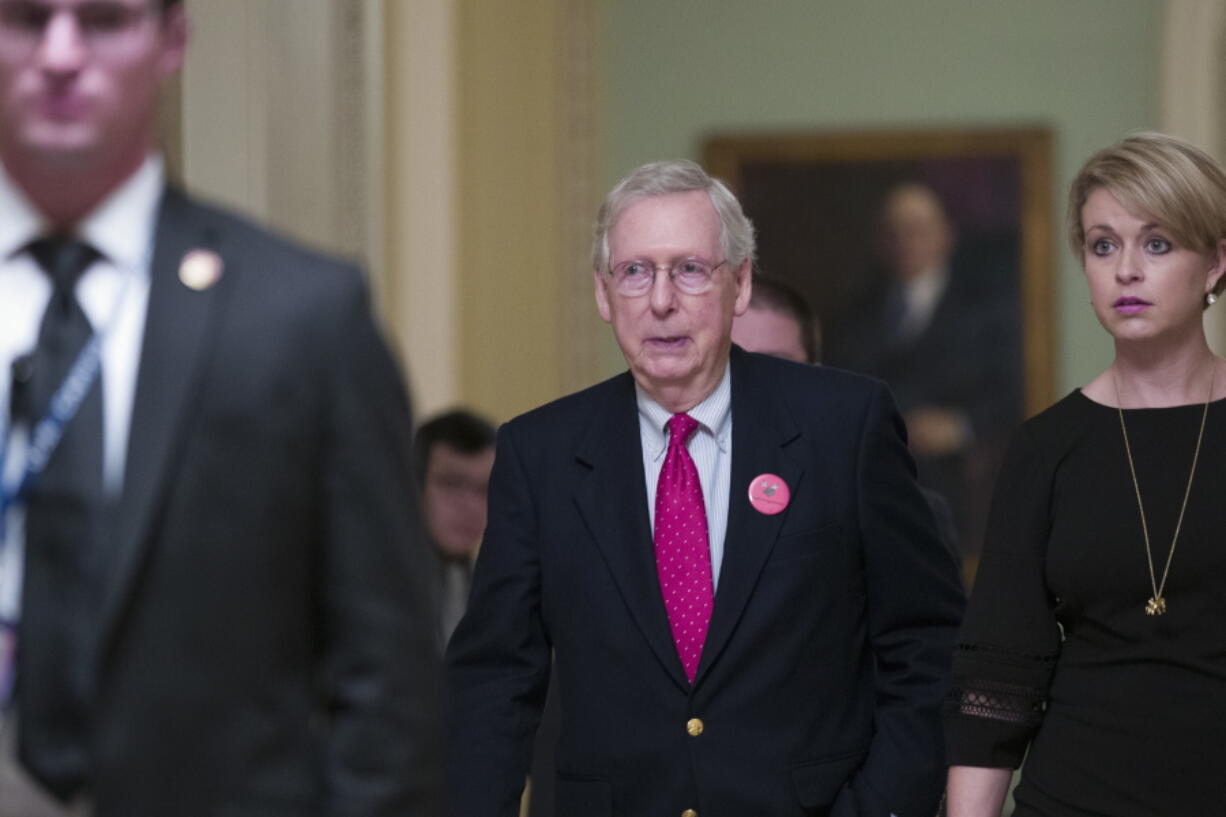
[1113,296,1151,315]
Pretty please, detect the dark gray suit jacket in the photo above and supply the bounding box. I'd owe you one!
[86,188,440,817]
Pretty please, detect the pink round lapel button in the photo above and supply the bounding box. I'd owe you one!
[748,473,790,515]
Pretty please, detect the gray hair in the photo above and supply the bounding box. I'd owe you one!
[591,159,757,272]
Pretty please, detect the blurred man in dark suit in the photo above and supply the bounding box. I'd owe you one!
[0,2,439,814]
[415,408,496,644]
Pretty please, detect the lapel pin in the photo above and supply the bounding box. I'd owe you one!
[178,249,223,291]
[748,473,790,515]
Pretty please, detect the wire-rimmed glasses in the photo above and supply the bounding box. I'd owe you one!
[606,257,728,296]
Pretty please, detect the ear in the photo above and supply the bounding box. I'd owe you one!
[157,3,190,79]
[731,260,753,317]
[593,268,612,323]
[1206,239,1226,297]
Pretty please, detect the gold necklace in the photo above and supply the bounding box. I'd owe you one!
[1113,363,1216,616]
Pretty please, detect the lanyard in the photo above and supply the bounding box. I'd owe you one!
[0,248,145,707]
[0,257,139,546]
[0,313,108,708]
[0,332,105,534]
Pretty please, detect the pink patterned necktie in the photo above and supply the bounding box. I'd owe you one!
[654,413,715,683]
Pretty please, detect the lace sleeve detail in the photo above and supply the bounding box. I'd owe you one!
[948,641,1059,700]
[945,678,1045,726]
[943,641,1060,767]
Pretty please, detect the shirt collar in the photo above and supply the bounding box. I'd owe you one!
[901,264,950,312]
[79,155,164,273]
[637,362,732,461]
[0,154,164,271]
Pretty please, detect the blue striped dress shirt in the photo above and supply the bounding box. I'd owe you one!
[637,363,732,590]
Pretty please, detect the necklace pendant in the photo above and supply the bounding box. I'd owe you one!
[1145,596,1167,616]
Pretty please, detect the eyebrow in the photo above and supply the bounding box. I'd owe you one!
[1085,222,1165,233]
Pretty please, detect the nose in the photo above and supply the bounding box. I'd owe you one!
[1115,245,1144,283]
[647,265,678,315]
[36,10,88,74]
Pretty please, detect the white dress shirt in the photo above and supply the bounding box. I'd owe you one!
[637,363,732,590]
[0,156,160,631]
[896,265,949,342]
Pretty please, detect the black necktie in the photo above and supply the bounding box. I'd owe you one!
[17,235,105,802]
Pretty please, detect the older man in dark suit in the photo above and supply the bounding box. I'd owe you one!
[448,160,963,817]
[0,2,439,815]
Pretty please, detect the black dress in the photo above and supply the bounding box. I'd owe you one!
[944,391,1226,815]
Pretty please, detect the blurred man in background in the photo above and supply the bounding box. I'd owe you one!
[415,408,496,644]
[730,273,820,364]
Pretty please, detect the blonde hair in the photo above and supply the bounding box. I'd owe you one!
[1067,132,1226,297]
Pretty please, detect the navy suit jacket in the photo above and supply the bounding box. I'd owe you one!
[447,347,964,817]
[82,187,440,817]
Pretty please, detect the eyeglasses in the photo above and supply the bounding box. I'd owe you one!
[0,1,157,59]
[607,257,728,297]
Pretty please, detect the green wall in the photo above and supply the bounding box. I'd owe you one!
[601,0,1162,397]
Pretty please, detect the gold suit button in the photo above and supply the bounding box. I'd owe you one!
[685,718,704,736]
[681,811,698,817]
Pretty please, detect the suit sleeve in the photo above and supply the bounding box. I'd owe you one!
[317,272,442,817]
[445,422,552,817]
[842,381,966,816]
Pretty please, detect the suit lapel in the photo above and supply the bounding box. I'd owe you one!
[695,348,802,685]
[100,187,229,645]
[573,374,690,692]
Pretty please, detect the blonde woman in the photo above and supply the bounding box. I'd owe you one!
[944,132,1226,816]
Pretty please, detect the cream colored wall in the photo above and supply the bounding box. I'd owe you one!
[454,0,603,423]
[178,0,463,418]
[180,0,601,423]
[456,2,563,422]
[382,0,459,417]
[181,0,372,259]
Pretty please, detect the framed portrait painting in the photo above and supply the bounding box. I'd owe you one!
[705,127,1055,578]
